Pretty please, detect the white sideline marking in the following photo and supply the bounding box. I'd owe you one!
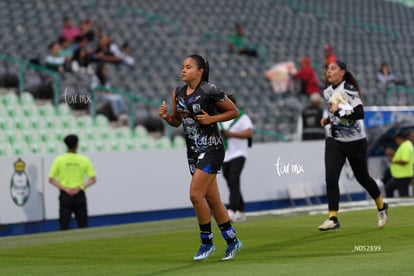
[246,198,414,217]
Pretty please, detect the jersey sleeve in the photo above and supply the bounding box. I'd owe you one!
[243,114,254,129]
[85,157,96,178]
[343,83,362,108]
[335,83,362,117]
[204,82,227,103]
[48,157,60,179]
[395,142,413,162]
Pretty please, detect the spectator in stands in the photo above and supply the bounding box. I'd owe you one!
[297,93,327,141]
[384,130,414,197]
[58,37,73,71]
[49,134,97,230]
[60,17,80,43]
[228,24,258,58]
[158,54,242,261]
[121,42,135,67]
[292,57,320,96]
[45,41,65,74]
[71,35,94,75]
[108,40,135,67]
[90,63,128,123]
[376,63,405,86]
[78,19,95,43]
[318,60,388,231]
[92,35,123,64]
[219,94,253,223]
[321,44,337,87]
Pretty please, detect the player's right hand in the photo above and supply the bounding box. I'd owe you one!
[158,101,168,119]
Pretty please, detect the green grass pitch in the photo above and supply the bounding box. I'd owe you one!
[1,205,413,275]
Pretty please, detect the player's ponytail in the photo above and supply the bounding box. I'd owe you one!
[337,60,363,102]
[202,60,209,82]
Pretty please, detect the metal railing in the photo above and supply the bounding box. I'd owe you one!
[118,7,181,37]
[0,53,61,107]
[90,84,163,132]
[201,32,268,63]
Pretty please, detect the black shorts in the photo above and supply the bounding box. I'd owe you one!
[187,148,225,175]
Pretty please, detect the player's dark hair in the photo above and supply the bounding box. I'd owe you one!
[336,60,363,102]
[188,54,209,82]
[64,134,78,150]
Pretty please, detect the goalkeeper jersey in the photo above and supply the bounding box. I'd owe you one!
[323,81,366,142]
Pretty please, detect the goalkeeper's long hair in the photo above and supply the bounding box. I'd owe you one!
[336,60,363,103]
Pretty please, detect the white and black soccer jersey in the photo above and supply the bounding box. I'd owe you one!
[175,81,226,156]
[323,81,366,142]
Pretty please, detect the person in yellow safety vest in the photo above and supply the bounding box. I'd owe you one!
[49,134,97,230]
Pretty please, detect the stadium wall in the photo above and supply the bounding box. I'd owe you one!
[0,141,369,236]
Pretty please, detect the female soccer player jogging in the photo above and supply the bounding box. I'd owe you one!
[318,60,388,231]
[158,54,242,260]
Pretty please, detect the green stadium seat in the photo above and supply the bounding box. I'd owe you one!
[28,114,41,129]
[0,144,5,156]
[92,140,107,152]
[21,104,37,117]
[5,101,22,117]
[124,138,136,151]
[0,143,14,156]
[12,141,30,156]
[135,136,149,150]
[109,140,121,151]
[45,141,59,154]
[5,128,24,145]
[2,92,19,106]
[173,135,186,148]
[134,125,149,139]
[20,92,35,107]
[0,117,5,130]
[154,137,172,149]
[1,116,14,130]
[38,103,56,117]
[76,115,94,129]
[22,128,41,144]
[29,141,45,155]
[37,128,55,143]
[95,115,110,128]
[114,127,131,139]
[14,115,32,130]
[53,127,65,141]
[98,127,112,140]
[81,128,95,140]
[59,116,74,129]
[57,103,72,117]
[44,116,58,129]
[78,142,90,153]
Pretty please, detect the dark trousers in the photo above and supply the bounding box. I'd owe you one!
[59,190,88,230]
[222,156,246,211]
[385,177,412,197]
[325,138,381,211]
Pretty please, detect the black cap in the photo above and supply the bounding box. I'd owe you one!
[395,130,408,139]
[64,134,79,149]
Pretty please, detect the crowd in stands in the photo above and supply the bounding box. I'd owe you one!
[51,16,135,74]
[41,16,136,124]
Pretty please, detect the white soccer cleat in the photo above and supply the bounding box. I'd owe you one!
[378,203,389,228]
[227,209,235,222]
[233,211,246,222]
[318,217,340,231]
